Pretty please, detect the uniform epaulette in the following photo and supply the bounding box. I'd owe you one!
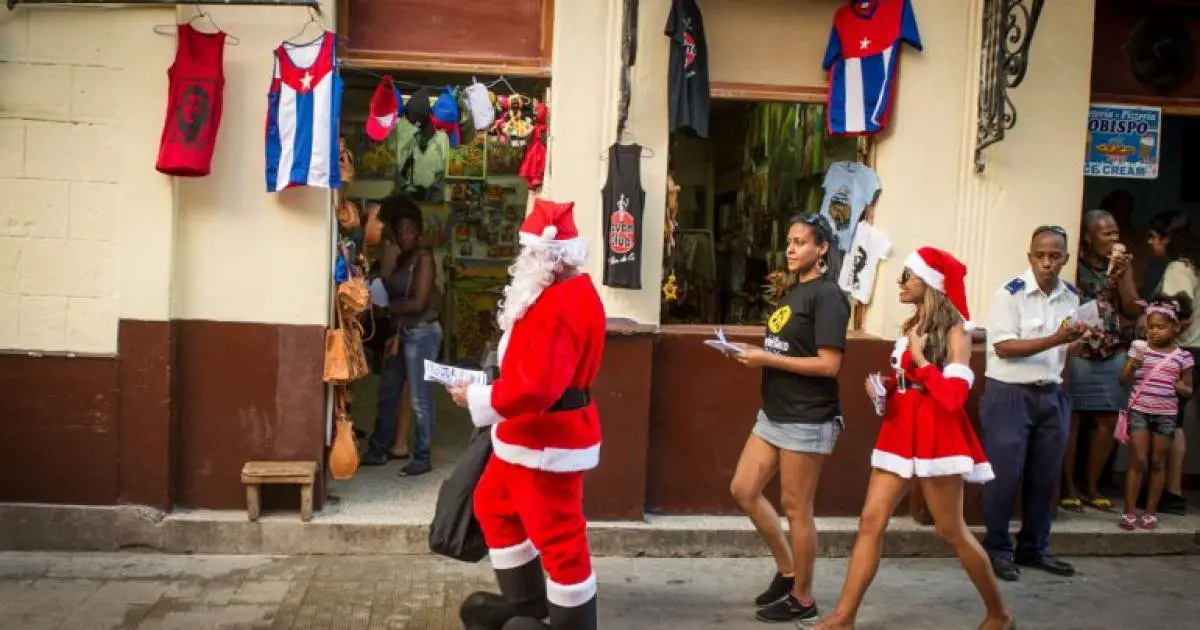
[1004,277,1026,295]
[1064,282,1079,295]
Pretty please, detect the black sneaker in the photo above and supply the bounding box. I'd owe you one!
[399,460,431,477]
[755,594,817,623]
[753,573,795,607]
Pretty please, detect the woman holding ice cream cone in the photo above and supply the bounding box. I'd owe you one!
[1061,210,1143,512]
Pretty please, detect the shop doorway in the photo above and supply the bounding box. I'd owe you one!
[1077,112,1200,498]
[326,70,550,519]
[663,100,862,328]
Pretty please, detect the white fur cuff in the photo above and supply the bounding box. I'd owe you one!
[467,384,504,428]
[943,363,975,388]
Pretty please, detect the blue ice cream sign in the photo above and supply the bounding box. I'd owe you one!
[1084,104,1162,180]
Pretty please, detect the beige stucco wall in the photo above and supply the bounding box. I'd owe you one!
[1,0,1094,345]
[0,5,333,355]
[867,0,1096,336]
[169,5,332,327]
[0,7,174,354]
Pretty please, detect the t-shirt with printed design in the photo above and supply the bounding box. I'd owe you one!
[837,221,891,303]
[819,162,882,251]
[760,277,851,424]
[1130,349,1194,416]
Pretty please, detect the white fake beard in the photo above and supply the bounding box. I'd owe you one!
[496,239,588,331]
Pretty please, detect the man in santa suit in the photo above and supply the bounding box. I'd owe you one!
[448,198,606,630]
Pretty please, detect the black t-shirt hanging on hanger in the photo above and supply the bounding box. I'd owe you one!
[664,0,710,138]
[602,143,646,289]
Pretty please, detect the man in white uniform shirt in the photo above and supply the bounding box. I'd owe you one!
[980,226,1088,583]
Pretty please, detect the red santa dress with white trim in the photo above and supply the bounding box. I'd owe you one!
[871,336,994,483]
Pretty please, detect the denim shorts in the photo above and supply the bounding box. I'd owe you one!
[752,410,843,454]
[1129,409,1178,438]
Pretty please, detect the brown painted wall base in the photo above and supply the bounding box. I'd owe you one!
[592,328,996,524]
[0,319,326,512]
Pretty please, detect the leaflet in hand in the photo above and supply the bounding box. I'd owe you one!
[703,328,745,355]
[423,360,489,387]
[867,372,887,417]
[1071,301,1102,328]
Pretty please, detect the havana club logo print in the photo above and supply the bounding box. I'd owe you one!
[609,195,636,256]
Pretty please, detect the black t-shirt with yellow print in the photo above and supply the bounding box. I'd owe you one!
[761,277,850,424]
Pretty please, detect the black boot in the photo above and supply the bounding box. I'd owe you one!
[460,557,549,630]
[503,597,597,630]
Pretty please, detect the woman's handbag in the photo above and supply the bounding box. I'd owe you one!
[1117,349,1182,444]
[429,428,493,563]
[329,389,359,480]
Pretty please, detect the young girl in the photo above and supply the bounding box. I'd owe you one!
[815,247,1012,630]
[726,214,850,623]
[1118,292,1195,530]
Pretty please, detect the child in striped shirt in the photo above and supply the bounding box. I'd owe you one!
[1119,292,1195,530]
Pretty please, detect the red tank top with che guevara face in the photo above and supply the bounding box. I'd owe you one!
[156,24,226,177]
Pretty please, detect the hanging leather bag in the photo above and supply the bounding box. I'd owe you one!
[329,388,360,480]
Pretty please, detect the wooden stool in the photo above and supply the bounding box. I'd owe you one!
[240,461,317,522]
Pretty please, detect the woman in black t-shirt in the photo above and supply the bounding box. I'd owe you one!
[726,214,850,624]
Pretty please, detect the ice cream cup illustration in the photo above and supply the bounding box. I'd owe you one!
[1140,135,1155,161]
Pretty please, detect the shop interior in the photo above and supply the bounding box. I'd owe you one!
[663,100,861,327]
[1080,112,1200,489]
[327,70,550,517]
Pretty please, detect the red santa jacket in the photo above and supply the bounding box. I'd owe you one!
[466,275,607,473]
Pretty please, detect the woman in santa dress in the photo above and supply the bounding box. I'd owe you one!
[815,247,1013,630]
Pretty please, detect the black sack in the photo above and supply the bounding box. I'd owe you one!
[429,428,492,562]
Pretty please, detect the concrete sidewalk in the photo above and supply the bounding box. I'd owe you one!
[3,501,1199,558]
[2,552,1198,629]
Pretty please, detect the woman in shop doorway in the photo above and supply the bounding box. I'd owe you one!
[1142,211,1200,515]
[726,214,850,624]
[815,247,1012,630]
[361,194,443,477]
[1060,210,1141,511]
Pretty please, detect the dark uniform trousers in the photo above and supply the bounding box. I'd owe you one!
[980,378,1071,560]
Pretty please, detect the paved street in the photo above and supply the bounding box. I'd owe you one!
[0,552,1197,629]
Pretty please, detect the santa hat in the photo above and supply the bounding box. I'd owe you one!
[365,76,399,142]
[904,247,973,328]
[520,198,579,244]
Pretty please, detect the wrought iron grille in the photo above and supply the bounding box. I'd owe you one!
[975,0,1045,172]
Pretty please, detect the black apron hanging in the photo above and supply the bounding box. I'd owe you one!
[601,143,645,289]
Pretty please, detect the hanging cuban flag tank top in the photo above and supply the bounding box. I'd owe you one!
[265,31,343,192]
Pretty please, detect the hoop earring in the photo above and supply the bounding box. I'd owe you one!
[816,258,829,274]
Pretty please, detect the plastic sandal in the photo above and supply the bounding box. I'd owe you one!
[1087,496,1114,511]
[1140,513,1159,530]
[1059,497,1084,512]
[1119,513,1138,530]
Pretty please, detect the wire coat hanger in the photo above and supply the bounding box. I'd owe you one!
[286,6,326,43]
[153,8,240,45]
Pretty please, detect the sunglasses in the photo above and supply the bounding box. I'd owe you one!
[1033,225,1068,239]
[900,268,912,284]
[790,213,835,242]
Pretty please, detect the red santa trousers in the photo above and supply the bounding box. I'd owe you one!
[474,454,595,608]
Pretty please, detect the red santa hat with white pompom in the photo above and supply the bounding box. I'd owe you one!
[904,247,973,330]
[519,198,583,250]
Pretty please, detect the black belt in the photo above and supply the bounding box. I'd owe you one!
[1014,380,1058,389]
[549,388,591,412]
